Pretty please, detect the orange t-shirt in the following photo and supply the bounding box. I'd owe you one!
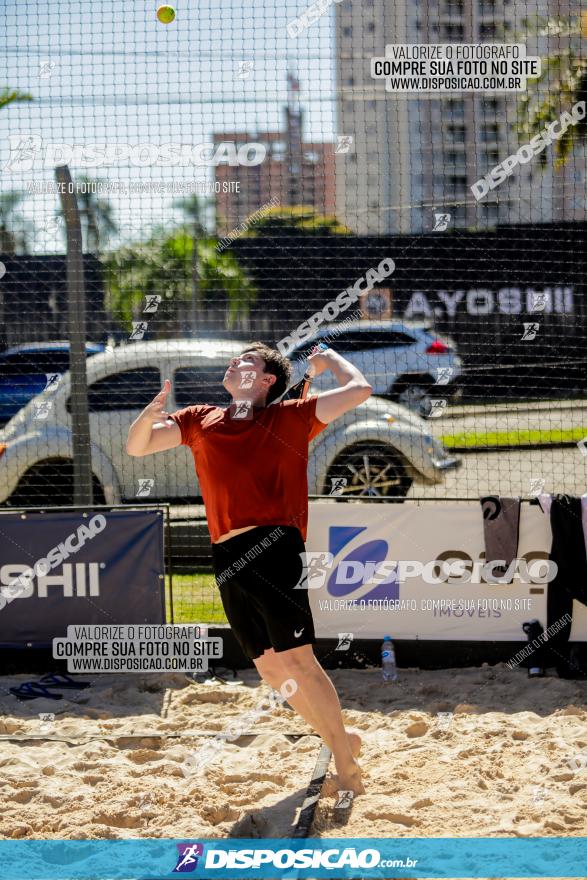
[169,396,328,543]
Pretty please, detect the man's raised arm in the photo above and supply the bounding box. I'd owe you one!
[126,378,182,456]
[308,349,372,424]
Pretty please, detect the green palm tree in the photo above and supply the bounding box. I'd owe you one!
[55,176,118,255]
[516,14,587,166]
[0,87,33,112]
[105,227,256,336]
[173,194,210,330]
[0,191,33,253]
[242,205,353,237]
[0,88,34,253]
[173,194,208,236]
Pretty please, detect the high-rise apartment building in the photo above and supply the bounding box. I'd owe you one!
[335,0,585,233]
[214,77,336,236]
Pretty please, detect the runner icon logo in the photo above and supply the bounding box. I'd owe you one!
[172,843,204,873]
[335,633,353,651]
[521,322,539,341]
[433,212,451,231]
[294,552,334,590]
[330,477,347,495]
[429,398,447,417]
[334,790,354,809]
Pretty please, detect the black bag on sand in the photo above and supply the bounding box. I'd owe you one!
[546,495,587,678]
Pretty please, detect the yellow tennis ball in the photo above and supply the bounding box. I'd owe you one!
[157,4,176,24]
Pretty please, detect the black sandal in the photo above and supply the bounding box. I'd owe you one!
[39,672,91,690]
[9,682,64,701]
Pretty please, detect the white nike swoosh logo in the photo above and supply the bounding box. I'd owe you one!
[294,628,304,638]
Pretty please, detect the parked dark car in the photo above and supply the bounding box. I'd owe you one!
[0,341,106,426]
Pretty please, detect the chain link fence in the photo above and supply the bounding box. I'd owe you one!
[0,0,586,621]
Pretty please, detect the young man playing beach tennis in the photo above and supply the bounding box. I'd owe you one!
[126,343,371,794]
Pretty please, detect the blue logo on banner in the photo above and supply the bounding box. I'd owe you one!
[327,526,399,601]
[172,843,203,873]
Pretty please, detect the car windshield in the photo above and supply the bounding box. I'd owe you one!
[174,366,230,408]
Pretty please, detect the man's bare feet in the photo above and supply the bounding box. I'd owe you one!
[335,735,365,795]
[336,759,365,796]
[322,764,365,798]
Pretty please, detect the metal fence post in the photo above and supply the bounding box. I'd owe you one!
[55,165,93,506]
[166,504,174,623]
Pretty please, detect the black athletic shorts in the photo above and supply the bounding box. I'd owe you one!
[211,525,316,661]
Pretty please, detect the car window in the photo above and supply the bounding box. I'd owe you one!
[0,351,71,374]
[0,353,27,371]
[69,368,162,413]
[173,366,230,408]
[29,353,71,373]
[326,330,416,352]
[330,332,372,353]
[364,330,414,348]
[288,327,417,358]
[0,352,42,372]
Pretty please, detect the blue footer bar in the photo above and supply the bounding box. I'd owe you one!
[0,837,585,879]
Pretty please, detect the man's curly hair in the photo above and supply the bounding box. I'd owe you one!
[240,342,293,405]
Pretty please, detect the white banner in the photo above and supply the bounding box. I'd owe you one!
[306,502,587,642]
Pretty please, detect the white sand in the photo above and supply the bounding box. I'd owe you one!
[1,664,586,878]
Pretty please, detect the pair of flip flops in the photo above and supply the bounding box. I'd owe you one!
[9,672,91,701]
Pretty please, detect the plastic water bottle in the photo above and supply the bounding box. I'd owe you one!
[381,636,398,682]
[523,620,545,678]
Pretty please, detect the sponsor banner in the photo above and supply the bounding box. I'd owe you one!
[0,837,585,878]
[403,285,574,318]
[0,509,165,647]
[307,502,587,641]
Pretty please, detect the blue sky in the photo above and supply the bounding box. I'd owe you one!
[1,0,338,250]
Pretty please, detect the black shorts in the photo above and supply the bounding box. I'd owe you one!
[211,525,316,661]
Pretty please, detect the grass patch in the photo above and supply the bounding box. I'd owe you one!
[165,572,227,624]
[440,427,587,450]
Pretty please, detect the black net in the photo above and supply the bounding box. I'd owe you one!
[0,0,585,621]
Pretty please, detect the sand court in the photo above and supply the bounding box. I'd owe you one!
[1,663,586,860]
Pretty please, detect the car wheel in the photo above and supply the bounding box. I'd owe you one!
[324,443,412,501]
[396,383,433,417]
[9,460,106,508]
